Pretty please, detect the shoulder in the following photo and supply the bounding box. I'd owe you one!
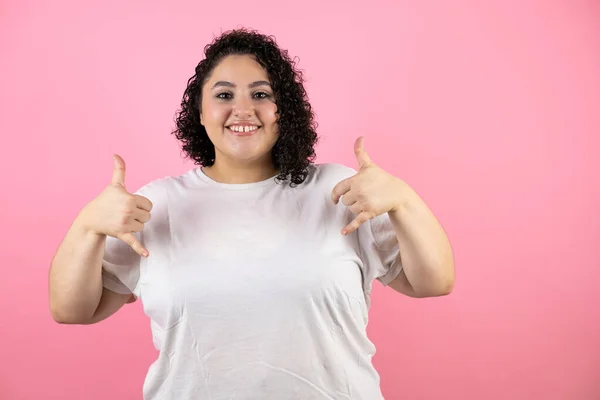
[132,168,200,199]
[304,163,357,187]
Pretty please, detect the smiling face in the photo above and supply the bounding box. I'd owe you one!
[200,54,279,170]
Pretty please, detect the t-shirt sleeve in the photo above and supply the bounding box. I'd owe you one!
[101,182,157,296]
[321,162,403,294]
[357,212,403,293]
[101,231,143,295]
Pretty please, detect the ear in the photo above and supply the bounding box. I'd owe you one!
[200,112,204,126]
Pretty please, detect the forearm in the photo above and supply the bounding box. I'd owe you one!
[48,209,107,322]
[388,184,455,296]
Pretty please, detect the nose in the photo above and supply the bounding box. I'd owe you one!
[232,96,253,118]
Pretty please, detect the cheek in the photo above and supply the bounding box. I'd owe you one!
[259,103,279,126]
[202,102,230,125]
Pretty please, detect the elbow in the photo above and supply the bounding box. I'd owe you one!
[413,280,453,298]
[50,308,78,325]
[433,264,455,297]
[49,302,92,325]
[429,262,455,297]
[50,310,78,325]
[429,254,455,296]
[435,277,454,296]
[415,263,455,298]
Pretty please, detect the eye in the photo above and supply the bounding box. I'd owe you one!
[253,92,271,100]
[216,92,232,100]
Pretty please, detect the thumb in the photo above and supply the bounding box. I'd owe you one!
[112,154,126,188]
[354,136,373,169]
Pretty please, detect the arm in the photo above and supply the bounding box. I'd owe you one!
[48,210,135,325]
[386,183,455,298]
[332,137,455,298]
[49,155,150,324]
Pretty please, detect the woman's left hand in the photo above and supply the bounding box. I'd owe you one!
[331,136,411,235]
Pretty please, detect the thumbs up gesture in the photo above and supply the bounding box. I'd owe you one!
[331,137,408,235]
[82,155,153,257]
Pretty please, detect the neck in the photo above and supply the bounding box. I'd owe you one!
[202,157,278,184]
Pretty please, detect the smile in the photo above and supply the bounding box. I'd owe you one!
[226,125,261,136]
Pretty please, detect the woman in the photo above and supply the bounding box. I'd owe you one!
[49,28,454,399]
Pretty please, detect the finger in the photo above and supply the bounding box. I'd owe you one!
[134,209,152,224]
[342,211,373,236]
[135,195,153,212]
[341,191,357,207]
[348,202,363,214]
[331,178,352,204]
[118,232,149,257]
[112,154,127,188]
[354,136,373,170]
[129,220,144,233]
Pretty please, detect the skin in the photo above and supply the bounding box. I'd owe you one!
[49,156,149,324]
[49,54,454,326]
[200,54,280,184]
[332,137,455,297]
[199,56,455,297]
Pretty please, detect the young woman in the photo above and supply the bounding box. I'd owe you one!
[49,28,454,399]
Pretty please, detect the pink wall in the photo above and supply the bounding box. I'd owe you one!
[1,1,598,399]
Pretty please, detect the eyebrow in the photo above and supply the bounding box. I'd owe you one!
[211,80,272,89]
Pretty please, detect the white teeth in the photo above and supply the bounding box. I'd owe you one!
[229,125,258,133]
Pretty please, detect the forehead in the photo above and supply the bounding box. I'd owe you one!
[206,54,269,85]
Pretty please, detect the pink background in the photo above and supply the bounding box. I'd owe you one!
[1,0,599,399]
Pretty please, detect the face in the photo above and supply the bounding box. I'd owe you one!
[200,54,279,168]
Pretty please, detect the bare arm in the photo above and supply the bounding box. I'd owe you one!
[83,288,135,325]
[386,186,455,298]
[48,211,135,324]
[331,137,454,298]
[48,155,150,325]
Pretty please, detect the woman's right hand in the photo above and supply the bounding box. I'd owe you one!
[79,154,153,257]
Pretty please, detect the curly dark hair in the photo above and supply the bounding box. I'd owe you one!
[171,28,319,186]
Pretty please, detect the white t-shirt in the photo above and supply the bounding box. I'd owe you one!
[102,163,403,400]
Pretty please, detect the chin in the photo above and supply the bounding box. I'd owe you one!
[218,147,264,163]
